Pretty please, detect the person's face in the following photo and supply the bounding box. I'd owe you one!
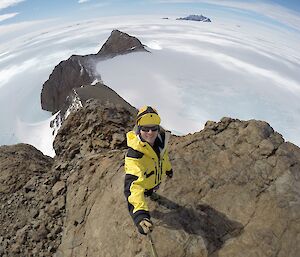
[140,125,159,146]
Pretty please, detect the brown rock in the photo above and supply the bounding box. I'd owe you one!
[52,181,66,197]
[110,133,125,148]
[97,29,148,58]
[0,144,63,256]
[40,55,94,113]
[53,101,135,159]
[2,104,300,257]
[53,111,300,257]
[32,224,49,242]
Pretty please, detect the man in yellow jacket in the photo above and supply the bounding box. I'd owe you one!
[124,106,173,235]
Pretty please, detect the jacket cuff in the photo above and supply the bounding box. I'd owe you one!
[133,210,150,226]
[166,169,173,178]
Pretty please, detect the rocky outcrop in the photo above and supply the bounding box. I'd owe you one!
[51,111,300,257]
[53,100,135,160]
[41,55,95,113]
[166,118,300,257]
[70,83,136,116]
[0,144,64,257]
[1,103,300,257]
[40,30,148,114]
[97,29,148,58]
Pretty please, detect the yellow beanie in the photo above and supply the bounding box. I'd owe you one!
[136,106,161,126]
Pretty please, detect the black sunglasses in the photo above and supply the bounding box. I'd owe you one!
[140,126,159,132]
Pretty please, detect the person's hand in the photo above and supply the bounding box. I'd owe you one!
[137,218,153,235]
[166,169,173,179]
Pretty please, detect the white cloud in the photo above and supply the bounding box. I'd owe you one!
[0,12,18,22]
[0,0,24,10]
[146,40,163,50]
[16,115,56,157]
[213,0,300,31]
[0,58,39,88]
[164,43,300,95]
[78,0,90,3]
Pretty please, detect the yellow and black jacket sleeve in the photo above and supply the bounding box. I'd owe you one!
[124,147,150,225]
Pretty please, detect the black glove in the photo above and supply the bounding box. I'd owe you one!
[137,218,153,235]
[166,169,173,178]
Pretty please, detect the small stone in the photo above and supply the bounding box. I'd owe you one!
[52,181,66,197]
[32,224,49,242]
[31,209,39,219]
[110,133,125,148]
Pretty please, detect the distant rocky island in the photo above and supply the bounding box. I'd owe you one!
[177,14,211,22]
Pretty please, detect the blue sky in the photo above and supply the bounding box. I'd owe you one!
[0,0,300,32]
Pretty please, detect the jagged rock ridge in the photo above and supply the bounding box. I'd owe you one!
[40,30,147,114]
[40,55,95,113]
[2,102,299,257]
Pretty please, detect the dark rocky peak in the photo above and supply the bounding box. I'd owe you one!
[97,29,148,58]
[41,55,95,113]
[73,83,136,116]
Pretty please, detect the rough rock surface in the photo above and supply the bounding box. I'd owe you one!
[1,104,300,257]
[97,29,148,58]
[53,100,135,161]
[0,144,64,257]
[54,104,300,257]
[40,30,147,114]
[40,55,95,113]
[73,83,136,116]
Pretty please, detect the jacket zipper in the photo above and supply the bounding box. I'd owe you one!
[155,164,157,184]
[154,157,160,184]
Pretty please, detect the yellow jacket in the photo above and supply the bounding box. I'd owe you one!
[124,129,172,225]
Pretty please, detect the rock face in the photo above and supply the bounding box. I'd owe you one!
[0,144,64,256]
[53,100,135,160]
[40,30,148,114]
[53,112,300,257]
[1,104,300,257]
[97,29,148,58]
[72,83,136,116]
[167,118,300,257]
[41,55,95,113]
